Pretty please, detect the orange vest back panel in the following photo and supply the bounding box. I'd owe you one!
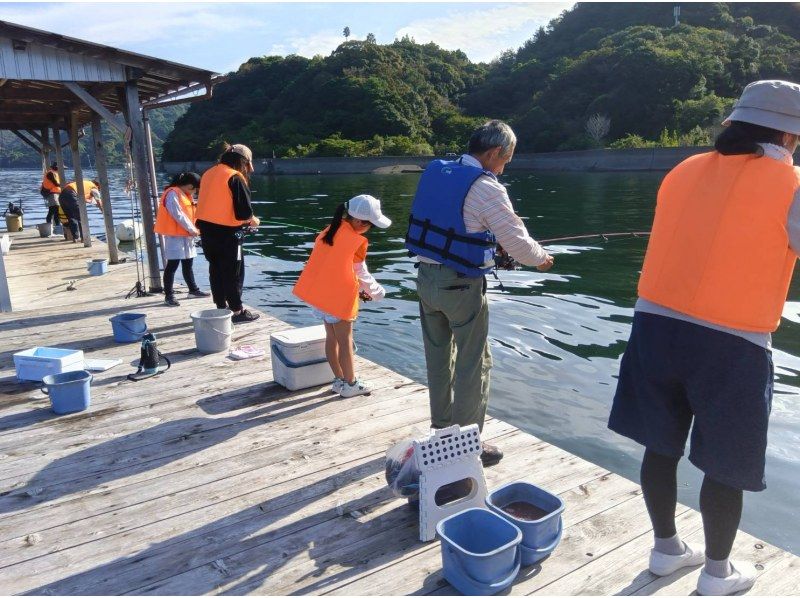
[638,151,800,332]
[293,221,368,320]
[41,170,60,193]
[64,180,98,200]
[196,164,247,226]
[154,187,196,237]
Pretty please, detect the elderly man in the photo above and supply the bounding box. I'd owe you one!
[406,120,554,466]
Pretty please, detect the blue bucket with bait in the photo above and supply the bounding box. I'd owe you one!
[109,312,148,343]
[436,508,522,595]
[41,370,93,414]
[87,258,108,276]
[486,481,565,566]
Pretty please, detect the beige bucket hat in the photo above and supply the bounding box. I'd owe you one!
[723,79,800,135]
[228,143,253,166]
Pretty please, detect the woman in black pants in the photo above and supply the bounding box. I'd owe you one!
[195,144,261,323]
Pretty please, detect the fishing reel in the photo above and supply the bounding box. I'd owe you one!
[494,245,521,271]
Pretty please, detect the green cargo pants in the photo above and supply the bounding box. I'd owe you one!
[416,262,492,431]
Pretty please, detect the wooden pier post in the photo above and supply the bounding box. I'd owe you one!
[143,109,167,268]
[52,125,67,189]
[122,77,162,292]
[69,111,92,247]
[90,114,120,264]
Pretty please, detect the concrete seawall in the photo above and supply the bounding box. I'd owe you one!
[162,147,712,176]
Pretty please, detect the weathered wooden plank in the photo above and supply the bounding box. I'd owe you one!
[10,422,519,595]
[0,385,433,535]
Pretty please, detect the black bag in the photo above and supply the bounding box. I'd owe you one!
[4,202,23,216]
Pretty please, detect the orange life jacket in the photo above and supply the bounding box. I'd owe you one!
[195,164,249,227]
[41,170,60,194]
[154,187,196,237]
[64,180,98,201]
[293,220,369,320]
[638,151,800,333]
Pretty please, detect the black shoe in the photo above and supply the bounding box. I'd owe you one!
[165,296,180,307]
[187,289,211,297]
[232,309,260,323]
[480,442,503,467]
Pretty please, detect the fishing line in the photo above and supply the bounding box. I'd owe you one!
[538,231,650,244]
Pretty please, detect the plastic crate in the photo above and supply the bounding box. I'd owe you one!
[13,347,85,382]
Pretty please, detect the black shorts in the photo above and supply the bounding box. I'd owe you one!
[609,311,773,491]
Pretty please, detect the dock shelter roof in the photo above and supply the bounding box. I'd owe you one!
[0,20,219,130]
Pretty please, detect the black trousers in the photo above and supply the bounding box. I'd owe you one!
[201,231,244,312]
[58,191,82,241]
[46,205,60,225]
[163,258,199,298]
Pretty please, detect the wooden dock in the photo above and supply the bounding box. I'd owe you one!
[0,230,797,596]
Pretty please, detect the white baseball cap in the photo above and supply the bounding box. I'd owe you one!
[346,194,391,228]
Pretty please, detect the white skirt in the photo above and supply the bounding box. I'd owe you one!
[162,235,197,261]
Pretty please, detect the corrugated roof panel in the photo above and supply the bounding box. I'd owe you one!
[0,36,125,81]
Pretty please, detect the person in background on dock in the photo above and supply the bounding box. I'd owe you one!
[57,179,102,242]
[608,80,800,596]
[153,172,210,307]
[293,194,390,398]
[39,162,61,231]
[405,120,553,467]
[195,143,261,323]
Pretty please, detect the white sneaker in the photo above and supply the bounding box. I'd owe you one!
[339,379,370,398]
[649,543,705,576]
[332,377,344,394]
[697,561,757,596]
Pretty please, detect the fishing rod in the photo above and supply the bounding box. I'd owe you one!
[538,231,650,244]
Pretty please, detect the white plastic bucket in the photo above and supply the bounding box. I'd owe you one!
[190,309,233,354]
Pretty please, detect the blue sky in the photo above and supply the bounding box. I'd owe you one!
[1,2,574,74]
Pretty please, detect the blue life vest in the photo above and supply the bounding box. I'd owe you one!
[405,159,496,277]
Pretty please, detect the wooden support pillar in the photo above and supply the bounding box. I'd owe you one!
[91,114,120,264]
[52,125,67,191]
[69,111,92,247]
[123,79,162,292]
[142,109,167,267]
[39,128,50,172]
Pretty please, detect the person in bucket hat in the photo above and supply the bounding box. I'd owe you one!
[608,79,800,596]
[195,143,261,323]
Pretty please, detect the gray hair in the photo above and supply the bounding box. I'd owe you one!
[468,120,517,156]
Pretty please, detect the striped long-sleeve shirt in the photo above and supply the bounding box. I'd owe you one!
[418,154,549,268]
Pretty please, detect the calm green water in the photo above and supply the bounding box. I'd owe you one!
[3,168,799,555]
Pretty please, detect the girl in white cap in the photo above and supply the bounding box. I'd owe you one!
[293,194,391,397]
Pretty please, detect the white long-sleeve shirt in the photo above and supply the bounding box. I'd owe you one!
[354,261,385,300]
[418,153,549,268]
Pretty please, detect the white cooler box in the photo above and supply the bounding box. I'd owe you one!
[14,347,85,382]
[270,326,334,391]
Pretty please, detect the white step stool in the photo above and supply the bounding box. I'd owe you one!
[414,424,487,542]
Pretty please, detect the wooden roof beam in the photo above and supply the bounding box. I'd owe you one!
[63,82,127,135]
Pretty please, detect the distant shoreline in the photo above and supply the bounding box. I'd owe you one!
[162,147,712,175]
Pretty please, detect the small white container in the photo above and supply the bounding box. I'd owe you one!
[270,325,333,391]
[14,347,85,382]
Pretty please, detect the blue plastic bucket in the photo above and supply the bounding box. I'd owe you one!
[109,312,148,343]
[486,481,565,566]
[41,370,92,414]
[436,508,522,595]
[87,258,108,276]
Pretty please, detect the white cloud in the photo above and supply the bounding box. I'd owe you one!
[2,3,263,50]
[268,30,347,58]
[394,2,573,63]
